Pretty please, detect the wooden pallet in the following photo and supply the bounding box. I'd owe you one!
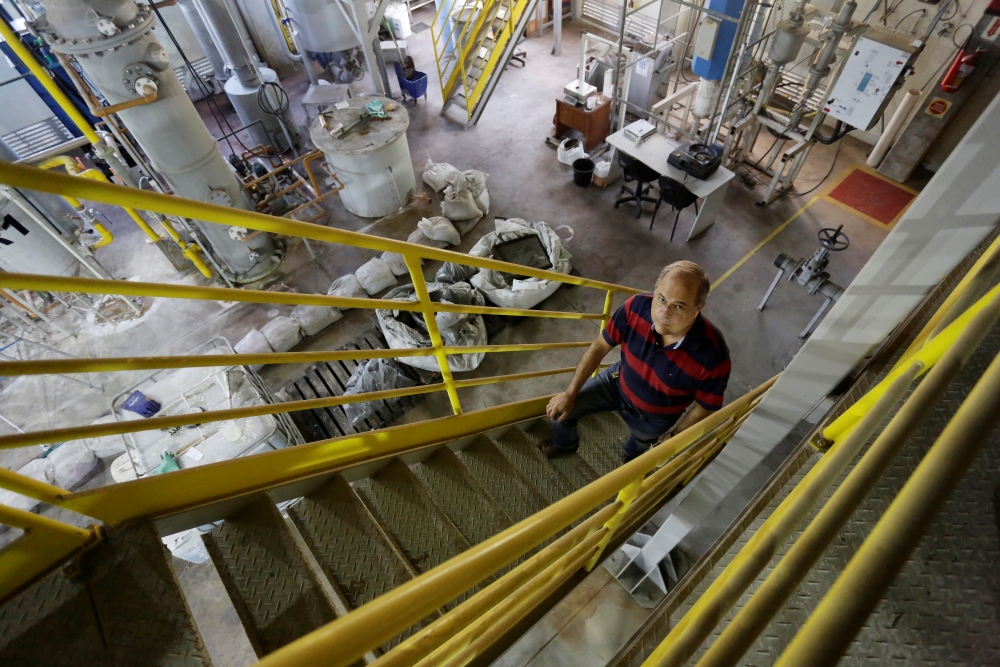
[281,329,432,442]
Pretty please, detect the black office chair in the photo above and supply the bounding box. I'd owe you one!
[614,153,659,218]
[651,176,699,239]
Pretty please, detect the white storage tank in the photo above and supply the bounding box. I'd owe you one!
[282,0,360,53]
[310,95,416,218]
[0,197,81,277]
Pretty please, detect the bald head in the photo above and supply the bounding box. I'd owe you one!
[656,261,710,305]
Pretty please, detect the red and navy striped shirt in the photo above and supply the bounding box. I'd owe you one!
[603,294,731,415]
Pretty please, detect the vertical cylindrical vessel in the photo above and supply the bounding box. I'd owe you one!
[309,95,415,218]
[40,0,281,282]
[281,0,359,53]
[195,0,297,152]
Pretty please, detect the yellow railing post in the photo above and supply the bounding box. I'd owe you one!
[404,254,463,415]
[0,467,71,509]
[584,476,643,570]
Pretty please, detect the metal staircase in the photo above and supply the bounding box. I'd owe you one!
[0,414,629,664]
[432,0,537,128]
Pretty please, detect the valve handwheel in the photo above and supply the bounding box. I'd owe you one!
[818,224,850,251]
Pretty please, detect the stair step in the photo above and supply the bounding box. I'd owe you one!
[202,496,337,656]
[354,460,474,581]
[410,447,512,547]
[457,435,549,523]
[577,413,631,477]
[491,428,576,504]
[520,421,602,491]
[0,521,214,666]
[288,475,413,611]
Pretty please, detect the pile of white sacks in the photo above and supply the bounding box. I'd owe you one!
[231,159,570,376]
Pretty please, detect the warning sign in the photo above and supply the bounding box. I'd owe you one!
[925,97,951,117]
[983,17,1000,41]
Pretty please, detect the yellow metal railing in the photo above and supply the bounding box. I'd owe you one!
[637,255,1000,667]
[0,157,642,597]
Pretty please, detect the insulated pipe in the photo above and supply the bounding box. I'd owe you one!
[866,88,919,167]
[196,0,260,86]
[787,1,856,131]
[176,0,228,80]
[39,0,280,283]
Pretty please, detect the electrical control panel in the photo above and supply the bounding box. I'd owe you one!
[823,27,919,130]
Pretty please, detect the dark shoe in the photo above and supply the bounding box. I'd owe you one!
[537,438,575,458]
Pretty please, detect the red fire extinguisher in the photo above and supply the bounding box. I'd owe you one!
[941,39,986,93]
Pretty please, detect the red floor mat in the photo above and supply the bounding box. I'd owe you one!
[827,168,915,227]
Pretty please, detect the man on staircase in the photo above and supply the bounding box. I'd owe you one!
[538,261,731,463]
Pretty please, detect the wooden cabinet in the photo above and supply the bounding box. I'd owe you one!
[554,95,611,153]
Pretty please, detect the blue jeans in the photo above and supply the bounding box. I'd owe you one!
[549,362,680,463]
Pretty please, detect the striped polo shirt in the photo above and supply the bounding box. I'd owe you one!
[603,294,731,416]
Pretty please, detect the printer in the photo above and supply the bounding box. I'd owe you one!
[623,119,656,144]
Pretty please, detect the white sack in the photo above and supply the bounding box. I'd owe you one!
[557,138,587,165]
[376,281,487,372]
[460,169,489,214]
[48,441,99,490]
[290,304,343,336]
[441,188,482,221]
[261,316,303,353]
[417,216,461,246]
[234,328,273,370]
[355,257,397,295]
[85,414,127,458]
[594,160,611,178]
[328,274,369,306]
[423,158,461,192]
[469,218,572,309]
[343,358,417,427]
[381,251,410,276]
[407,228,449,248]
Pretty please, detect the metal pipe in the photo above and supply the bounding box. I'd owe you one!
[195,0,261,86]
[695,295,1000,667]
[774,320,1000,667]
[176,0,229,80]
[13,136,91,164]
[0,161,641,294]
[0,466,71,507]
[0,502,93,540]
[250,379,777,667]
[640,362,920,667]
[787,2,856,131]
[0,15,99,144]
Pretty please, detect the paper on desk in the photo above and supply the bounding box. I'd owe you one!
[181,447,204,463]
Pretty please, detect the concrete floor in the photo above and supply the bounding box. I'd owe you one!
[0,11,909,667]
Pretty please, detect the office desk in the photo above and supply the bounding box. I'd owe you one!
[554,95,612,153]
[606,129,735,241]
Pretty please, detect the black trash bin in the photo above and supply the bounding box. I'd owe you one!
[572,158,595,187]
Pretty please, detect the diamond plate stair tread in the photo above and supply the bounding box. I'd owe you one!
[286,476,411,608]
[456,435,549,524]
[490,428,576,504]
[521,421,602,491]
[410,447,512,547]
[0,563,108,666]
[88,522,212,667]
[202,496,336,657]
[577,413,631,477]
[287,476,423,651]
[354,460,474,574]
[613,456,820,667]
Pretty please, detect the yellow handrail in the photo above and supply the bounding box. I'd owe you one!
[0,162,640,294]
[774,321,1000,667]
[823,278,1000,442]
[693,291,1000,667]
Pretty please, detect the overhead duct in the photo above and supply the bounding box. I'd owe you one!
[37,0,282,283]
